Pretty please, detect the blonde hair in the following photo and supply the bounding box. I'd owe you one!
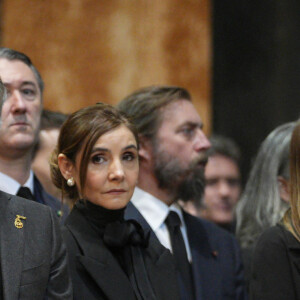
[284,121,300,240]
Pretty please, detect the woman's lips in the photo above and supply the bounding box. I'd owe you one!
[105,189,126,195]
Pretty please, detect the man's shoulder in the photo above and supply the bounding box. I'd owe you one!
[183,211,239,251]
[127,200,236,244]
[1,189,53,218]
[16,194,52,213]
[183,210,234,238]
[33,175,69,220]
[33,175,57,204]
[255,224,295,251]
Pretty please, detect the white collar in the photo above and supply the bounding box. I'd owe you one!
[0,170,34,195]
[131,187,185,230]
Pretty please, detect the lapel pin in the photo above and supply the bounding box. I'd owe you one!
[14,215,26,229]
[212,250,218,257]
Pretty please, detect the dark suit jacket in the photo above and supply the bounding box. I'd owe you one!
[125,202,248,300]
[250,224,300,300]
[62,206,181,300]
[0,190,72,299]
[34,175,69,222]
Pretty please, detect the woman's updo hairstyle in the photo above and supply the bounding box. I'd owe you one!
[50,103,139,203]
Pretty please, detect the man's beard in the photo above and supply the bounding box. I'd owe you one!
[153,145,207,203]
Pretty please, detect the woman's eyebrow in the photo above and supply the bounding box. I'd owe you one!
[91,144,137,153]
[91,147,109,153]
[123,144,137,151]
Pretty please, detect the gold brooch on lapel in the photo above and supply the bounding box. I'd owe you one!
[14,215,26,229]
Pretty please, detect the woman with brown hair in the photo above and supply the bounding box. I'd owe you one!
[50,103,180,300]
[250,121,300,300]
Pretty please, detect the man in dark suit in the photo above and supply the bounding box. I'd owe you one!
[0,190,72,299]
[118,86,247,300]
[0,48,67,219]
[0,78,72,298]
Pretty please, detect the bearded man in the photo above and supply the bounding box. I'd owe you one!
[118,86,247,300]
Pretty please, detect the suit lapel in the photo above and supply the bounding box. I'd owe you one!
[125,202,188,300]
[184,212,223,300]
[143,241,181,300]
[125,202,157,241]
[65,208,136,299]
[0,192,26,300]
[76,255,136,299]
[125,202,224,299]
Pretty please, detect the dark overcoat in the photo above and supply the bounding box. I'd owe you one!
[250,224,300,300]
[0,190,72,299]
[63,206,181,300]
[125,202,248,300]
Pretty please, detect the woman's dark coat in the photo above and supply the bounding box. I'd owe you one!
[62,207,181,300]
[250,224,300,300]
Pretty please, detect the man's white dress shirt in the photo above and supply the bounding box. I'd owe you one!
[0,170,34,195]
[131,187,192,262]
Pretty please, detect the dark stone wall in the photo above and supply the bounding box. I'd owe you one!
[212,0,300,183]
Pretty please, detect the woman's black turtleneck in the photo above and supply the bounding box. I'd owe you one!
[73,200,157,300]
[75,200,148,247]
[76,200,132,276]
[75,199,125,230]
[75,200,148,276]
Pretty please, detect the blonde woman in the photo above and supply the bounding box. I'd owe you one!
[250,121,300,300]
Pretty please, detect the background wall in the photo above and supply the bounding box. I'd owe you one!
[2,1,299,180]
[213,0,300,181]
[0,0,212,133]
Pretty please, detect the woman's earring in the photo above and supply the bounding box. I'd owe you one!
[67,177,75,187]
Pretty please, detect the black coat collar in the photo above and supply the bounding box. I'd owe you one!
[66,205,180,300]
[65,207,136,299]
